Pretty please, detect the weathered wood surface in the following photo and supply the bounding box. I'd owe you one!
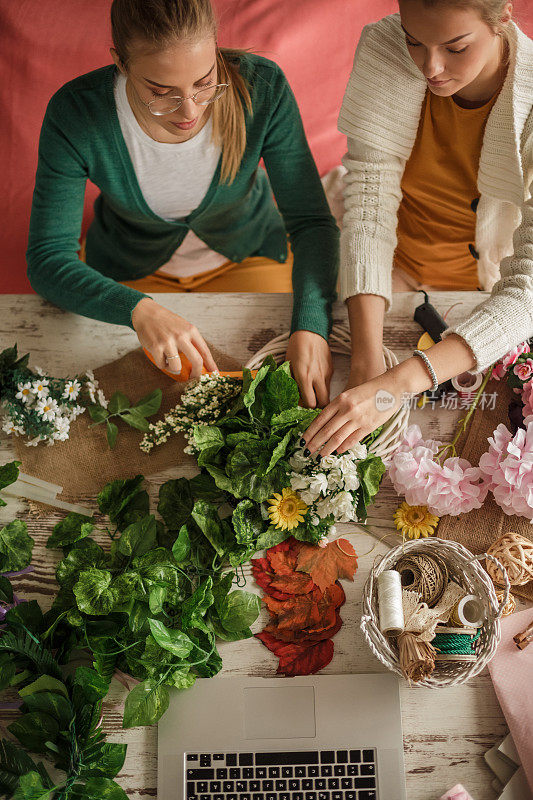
[0,292,527,800]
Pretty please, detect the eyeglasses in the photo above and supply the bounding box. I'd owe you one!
[143,83,229,116]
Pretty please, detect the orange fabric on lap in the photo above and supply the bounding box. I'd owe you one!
[394,88,498,290]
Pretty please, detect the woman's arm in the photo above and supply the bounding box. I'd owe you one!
[261,66,340,407]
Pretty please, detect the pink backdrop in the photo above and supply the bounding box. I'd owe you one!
[1,0,531,293]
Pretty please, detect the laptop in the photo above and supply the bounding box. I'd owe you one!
[158,673,406,800]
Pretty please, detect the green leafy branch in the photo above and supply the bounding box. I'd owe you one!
[88,389,162,449]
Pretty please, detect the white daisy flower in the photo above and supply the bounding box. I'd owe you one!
[52,417,70,441]
[96,389,108,408]
[15,382,34,404]
[2,418,24,436]
[32,377,50,399]
[68,404,85,421]
[36,396,59,421]
[62,379,81,401]
[34,366,45,376]
[86,381,97,403]
[25,435,43,447]
[85,369,95,382]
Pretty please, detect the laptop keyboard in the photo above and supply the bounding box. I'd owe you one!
[185,748,378,799]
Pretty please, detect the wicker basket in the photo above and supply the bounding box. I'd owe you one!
[244,323,410,462]
[360,538,510,687]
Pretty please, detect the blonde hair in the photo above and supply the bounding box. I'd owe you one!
[110,0,253,183]
[418,0,513,45]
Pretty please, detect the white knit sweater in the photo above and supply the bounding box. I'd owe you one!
[338,14,533,373]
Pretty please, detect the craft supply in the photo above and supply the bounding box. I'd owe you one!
[513,619,533,650]
[397,631,436,681]
[449,594,484,628]
[377,570,404,636]
[496,589,516,617]
[451,370,483,400]
[486,532,533,586]
[433,626,480,663]
[2,479,93,516]
[395,552,449,606]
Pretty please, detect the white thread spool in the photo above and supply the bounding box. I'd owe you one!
[449,594,484,628]
[377,570,405,637]
[451,371,483,401]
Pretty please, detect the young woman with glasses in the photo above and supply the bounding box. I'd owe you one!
[27,0,338,407]
[302,0,533,459]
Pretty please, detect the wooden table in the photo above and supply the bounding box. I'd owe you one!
[0,291,525,800]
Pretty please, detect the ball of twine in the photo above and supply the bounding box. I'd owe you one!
[486,532,533,587]
[395,553,449,607]
[496,589,516,616]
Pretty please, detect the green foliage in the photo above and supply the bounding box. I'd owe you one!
[0,460,21,508]
[88,389,162,448]
[0,520,34,573]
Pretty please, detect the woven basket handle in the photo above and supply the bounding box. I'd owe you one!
[467,552,510,619]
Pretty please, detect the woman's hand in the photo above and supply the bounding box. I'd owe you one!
[131,297,218,377]
[285,330,333,408]
[346,352,387,391]
[302,369,406,456]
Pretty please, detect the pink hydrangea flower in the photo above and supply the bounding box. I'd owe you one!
[513,358,533,382]
[522,379,533,419]
[492,341,531,380]
[388,426,488,516]
[479,420,533,521]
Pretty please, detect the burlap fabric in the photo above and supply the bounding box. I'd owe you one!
[437,378,533,602]
[14,345,241,501]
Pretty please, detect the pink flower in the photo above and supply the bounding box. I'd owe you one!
[439,787,474,800]
[522,380,533,419]
[388,426,488,516]
[513,358,533,382]
[479,420,533,521]
[492,341,531,380]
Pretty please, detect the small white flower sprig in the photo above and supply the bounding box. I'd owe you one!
[0,345,105,447]
[140,373,241,454]
[288,441,373,540]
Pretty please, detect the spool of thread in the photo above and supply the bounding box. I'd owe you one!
[449,594,484,628]
[433,625,480,663]
[451,370,483,401]
[377,570,405,637]
[395,553,448,607]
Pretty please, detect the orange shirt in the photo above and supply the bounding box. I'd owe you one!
[394,89,498,289]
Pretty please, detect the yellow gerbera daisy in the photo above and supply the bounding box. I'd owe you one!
[268,488,308,531]
[393,501,439,539]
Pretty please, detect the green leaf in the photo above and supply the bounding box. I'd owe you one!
[106,421,118,449]
[157,478,193,530]
[168,665,196,690]
[70,777,129,800]
[46,513,94,550]
[232,500,264,546]
[117,516,157,558]
[56,539,107,590]
[204,465,234,494]
[148,619,194,658]
[356,454,386,520]
[270,407,319,430]
[108,391,130,415]
[256,526,290,550]
[74,666,109,703]
[19,675,68,699]
[243,363,270,416]
[119,409,150,432]
[122,679,170,728]
[132,388,162,417]
[78,743,127,779]
[226,442,285,502]
[97,475,145,527]
[128,601,150,634]
[5,600,43,635]
[266,430,292,474]
[0,461,20,492]
[188,630,222,678]
[0,520,34,573]
[0,631,62,679]
[262,366,300,418]
[171,525,190,563]
[73,569,119,615]
[12,770,52,800]
[193,426,225,452]
[148,585,167,615]
[191,500,229,557]
[189,472,227,501]
[20,692,72,728]
[219,591,261,632]
[8,712,59,753]
[0,741,50,796]
[0,654,16,690]
[0,575,14,604]
[88,404,109,423]
[181,577,214,630]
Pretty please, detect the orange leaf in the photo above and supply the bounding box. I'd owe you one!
[263,594,321,630]
[296,538,358,593]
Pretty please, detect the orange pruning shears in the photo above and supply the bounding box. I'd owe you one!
[143,348,256,382]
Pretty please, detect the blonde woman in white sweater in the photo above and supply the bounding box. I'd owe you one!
[302,0,533,458]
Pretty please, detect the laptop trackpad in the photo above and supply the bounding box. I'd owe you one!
[243,686,316,739]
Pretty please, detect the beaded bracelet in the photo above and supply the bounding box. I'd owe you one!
[413,349,439,392]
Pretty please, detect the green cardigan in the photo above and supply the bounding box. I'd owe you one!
[27,54,339,339]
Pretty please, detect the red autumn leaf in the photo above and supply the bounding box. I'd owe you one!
[264,610,343,643]
[277,639,334,676]
[270,571,315,595]
[296,538,358,593]
[263,594,321,630]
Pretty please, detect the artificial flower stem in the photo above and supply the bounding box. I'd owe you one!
[435,363,495,462]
